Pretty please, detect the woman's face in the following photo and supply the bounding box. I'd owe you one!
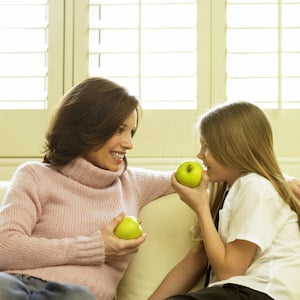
[197,135,242,186]
[84,110,137,171]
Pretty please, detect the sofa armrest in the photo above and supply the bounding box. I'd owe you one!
[116,193,204,300]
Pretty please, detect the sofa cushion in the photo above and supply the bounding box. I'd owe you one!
[116,193,204,300]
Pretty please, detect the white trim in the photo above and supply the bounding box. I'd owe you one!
[130,157,300,177]
[128,157,199,171]
[1,156,300,180]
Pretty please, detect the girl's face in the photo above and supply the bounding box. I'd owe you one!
[197,135,242,186]
[84,110,137,172]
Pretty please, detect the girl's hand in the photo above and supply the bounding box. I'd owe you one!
[171,170,210,215]
[101,213,146,262]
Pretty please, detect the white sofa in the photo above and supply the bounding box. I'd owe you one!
[0,182,204,300]
[0,181,9,203]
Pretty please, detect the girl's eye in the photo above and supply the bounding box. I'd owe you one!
[131,129,136,137]
[200,142,208,152]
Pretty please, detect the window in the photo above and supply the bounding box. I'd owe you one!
[0,0,299,178]
[226,0,300,109]
[88,0,197,110]
[0,0,64,157]
[0,0,48,110]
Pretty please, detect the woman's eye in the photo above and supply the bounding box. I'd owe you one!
[116,127,124,134]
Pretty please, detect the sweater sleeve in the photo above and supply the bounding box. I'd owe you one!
[0,163,105,271]
[126,167,175,207]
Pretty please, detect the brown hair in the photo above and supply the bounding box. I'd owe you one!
[43,77,140,168]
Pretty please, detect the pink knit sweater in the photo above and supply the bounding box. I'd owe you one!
[0,157,174,299]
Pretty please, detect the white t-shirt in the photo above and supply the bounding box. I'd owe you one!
[209,173,300,300]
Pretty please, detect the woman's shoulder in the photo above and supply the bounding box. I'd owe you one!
[16,160,50,172]
[12,160,54,181]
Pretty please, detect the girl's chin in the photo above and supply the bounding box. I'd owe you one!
[206,172,218,183]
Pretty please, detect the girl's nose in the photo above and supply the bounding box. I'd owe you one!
[197,150,204,160]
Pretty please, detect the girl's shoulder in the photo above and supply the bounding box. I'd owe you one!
[229,173,278,203]
[235,172,272,190]
[228,173,289,216]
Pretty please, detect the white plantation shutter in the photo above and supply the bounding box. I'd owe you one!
[0,0,64,158]
[88,0,197,110]
[0,0,48,109]
[226,0,300,109]
[0,0,299,177]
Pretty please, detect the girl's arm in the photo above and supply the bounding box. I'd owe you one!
[171,172,258,281]
[198,211,257,280]
[147,242,207,300]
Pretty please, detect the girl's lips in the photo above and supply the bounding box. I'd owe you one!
[202,162,209,170]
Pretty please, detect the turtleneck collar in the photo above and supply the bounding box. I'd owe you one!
[57,157,125,189]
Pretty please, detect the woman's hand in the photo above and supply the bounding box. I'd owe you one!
[171,170,210,215]
[101,213,146,262]
[288,177,300,199]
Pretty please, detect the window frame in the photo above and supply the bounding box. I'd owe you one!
[72,0,212,159]
[223,0,300,158]
[1,0,299,176]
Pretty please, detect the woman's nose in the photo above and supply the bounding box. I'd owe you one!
[122,135,133,149]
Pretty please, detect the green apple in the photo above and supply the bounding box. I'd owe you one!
[175,161,203,188]
[114,216,143,240]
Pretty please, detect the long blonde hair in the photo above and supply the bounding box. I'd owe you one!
[192,101,300,240]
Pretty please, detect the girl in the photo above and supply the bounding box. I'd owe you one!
[148,101,300,300]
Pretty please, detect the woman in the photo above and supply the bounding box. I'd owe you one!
[148,101,300,300]
[0,77,174,300]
